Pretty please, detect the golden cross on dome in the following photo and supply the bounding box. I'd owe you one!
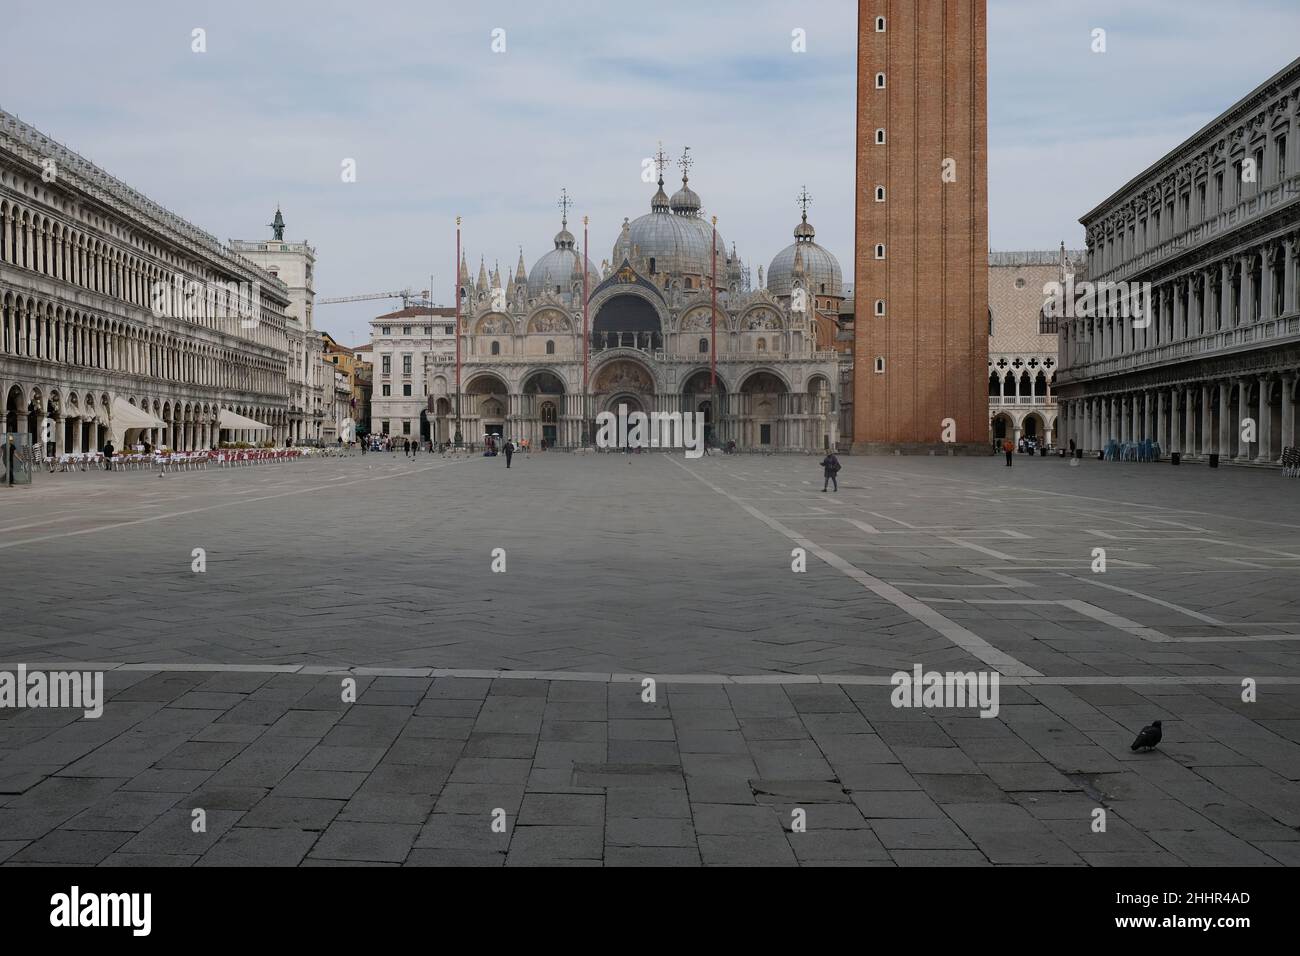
[557,188,572,226]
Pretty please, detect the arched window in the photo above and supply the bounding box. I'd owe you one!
[875,128,886,145]
[490,341,500,355]
[874,356,885,373]
[875,72,886,89]
[698,337,709,353]
[875,244,886,259]
[649,257,656,274]
[875,16,886,31]
[875,299,886,316]
[546,340,555,355]
[756,338,767,352]
[875,186,886,202]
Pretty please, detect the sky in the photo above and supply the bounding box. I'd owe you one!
[2,0,1298,346]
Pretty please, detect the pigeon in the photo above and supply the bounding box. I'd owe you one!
[1130,720,1162,752]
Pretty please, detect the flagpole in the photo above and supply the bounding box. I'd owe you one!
[711,215,719,450]
[454,216,462,447]
[583,214,590,447]
[712,213,719,378]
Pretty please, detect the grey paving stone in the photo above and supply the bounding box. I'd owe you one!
[116,808,243,855]
[870,817,978,851]
[308,821,420,863]
[697,834,797,866]
[271,770,367,801]
[517,792,604,827]
[197,827,319,866]
[604,846,701,866]
[507,825,603,861]
[851,790,945,819]
[10,829,132,864]
[605,817,697,847]
[240,797,344,830]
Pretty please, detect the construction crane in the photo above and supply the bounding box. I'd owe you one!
[317,289,431,309]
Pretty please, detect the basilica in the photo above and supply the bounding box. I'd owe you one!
[425,152,844,452]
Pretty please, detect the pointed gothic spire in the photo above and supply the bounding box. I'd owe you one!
[516,246,527,282]
[476,255,488,293]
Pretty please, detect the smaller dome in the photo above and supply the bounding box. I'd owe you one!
[670,182,701,215]
[793,216,816,241]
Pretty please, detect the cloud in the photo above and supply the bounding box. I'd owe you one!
[2,0,1297,342]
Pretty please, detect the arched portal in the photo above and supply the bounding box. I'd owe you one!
[592,293,662,352]
[465,372,510,441]
[523,370,566,447]
[738,371,789,448]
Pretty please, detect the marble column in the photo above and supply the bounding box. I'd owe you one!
[1236,378,1252,460]
[1281,373,1297,454]
[1201,384,1213,455]
[1217,381,1232,455]
[1257,375,1273,462]
[1185,387,1197,455]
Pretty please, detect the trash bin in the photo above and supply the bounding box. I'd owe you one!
[1171,452,1181,465]
[1209,453,1219,468]
[1075,449,1083,459]
[1040,448,1046,457]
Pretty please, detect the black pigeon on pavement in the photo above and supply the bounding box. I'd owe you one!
[1130,720,1162,752]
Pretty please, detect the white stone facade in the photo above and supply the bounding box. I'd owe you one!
[369,308,456,440]
[1,110,295,453]
[987,249,1085,447]
[230,226,326,445]
[428,165,842,451]
[1057,58,1300,463]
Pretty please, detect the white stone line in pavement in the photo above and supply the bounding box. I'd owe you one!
[1062,572,1223,623]
[7,661,1297,686]
[938,536,1017,560]
[667,457,1043,678]
[966,567,1037,588]
[1060,599,1175,642]
[0,459,460,551]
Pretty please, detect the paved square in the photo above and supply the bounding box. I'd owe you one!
[2,450,1299,865]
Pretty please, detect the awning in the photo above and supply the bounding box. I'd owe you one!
[218,408,271,431]
[110,397,168,447]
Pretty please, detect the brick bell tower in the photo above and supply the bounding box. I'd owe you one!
[852,0,990,454]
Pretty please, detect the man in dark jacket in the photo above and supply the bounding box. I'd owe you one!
[504,439,514,469]
[820,452,840,492]
[103,439,115,471]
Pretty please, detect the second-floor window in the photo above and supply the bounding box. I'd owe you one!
[381,355,391,374]
[402,355,412,374]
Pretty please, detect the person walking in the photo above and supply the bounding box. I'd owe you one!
[820,451,840,492]
[503,439,514,469]
[1003,437,1014,466]
[103,439,115,472]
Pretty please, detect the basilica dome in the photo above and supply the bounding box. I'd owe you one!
[767,208,843,298]
[528,222,601,298]
[617,173,725,278]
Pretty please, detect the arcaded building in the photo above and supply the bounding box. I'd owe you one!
[1,110,296,453]
[1057,57,1300,462]
[853,0,989,453]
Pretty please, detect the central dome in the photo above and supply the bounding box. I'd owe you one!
[617,172,724,278]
